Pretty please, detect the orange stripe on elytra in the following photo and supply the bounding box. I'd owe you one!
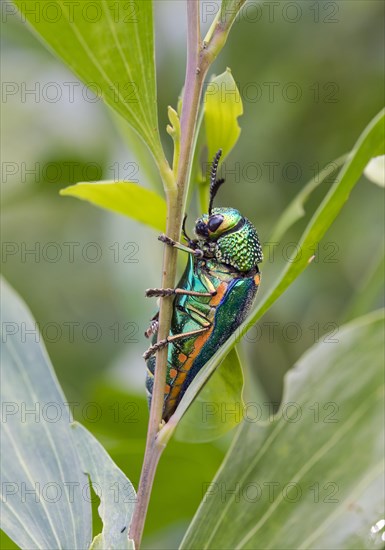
[209,281,228,306]
[164,281,229,418]
[165,325,214,414]
[254,273,261,286]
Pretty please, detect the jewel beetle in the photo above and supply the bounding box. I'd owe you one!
[144,149,263,421]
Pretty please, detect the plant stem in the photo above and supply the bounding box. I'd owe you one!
[130,3,203,547]
[129,189,178,549]
[130,0,240,545]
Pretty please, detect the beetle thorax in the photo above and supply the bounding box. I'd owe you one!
[215,219,263,272]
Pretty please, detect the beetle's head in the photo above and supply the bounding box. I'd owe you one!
[195,207,242,240]
[194,150,263,271]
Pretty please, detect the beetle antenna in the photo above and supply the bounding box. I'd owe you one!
[208,149,225,215]
[182,214,191,243]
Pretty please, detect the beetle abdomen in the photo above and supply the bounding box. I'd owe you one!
[145,263,261,421]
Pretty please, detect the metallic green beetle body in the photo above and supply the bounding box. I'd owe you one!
[145,152,263,421]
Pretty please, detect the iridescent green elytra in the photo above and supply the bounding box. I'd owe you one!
[145,150,263,421]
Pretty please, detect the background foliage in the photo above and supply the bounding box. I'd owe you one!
[1,1,384,548]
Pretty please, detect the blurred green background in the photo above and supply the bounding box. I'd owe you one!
[1,1,384,548]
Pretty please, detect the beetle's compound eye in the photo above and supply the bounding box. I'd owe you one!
[195,220,209,238]
[207,214,224,233]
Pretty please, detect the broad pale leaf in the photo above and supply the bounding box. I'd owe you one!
[175,348,244,443]
[71,423,136,550]
[364,155,385,187]
[181,311,385,549]
[0,277,92,550]
[89,533,134,550]
[60,181,166,231]
[13,0,163,162]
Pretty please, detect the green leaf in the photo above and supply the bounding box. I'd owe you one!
[219,0,247,29]
[270,155,346,243]
[197,68,243,211]
[70,422,136,550]
[159,108,385,434]
[205,68,243,165]
[181,311,385,549]
[167,106,181,180]
[13,0,164,162]
[187,103,206,211]
[246,108,385,323]
[0,277,92,549]
[175,348,244,443]
[204,0,247,44]
[60,181,166,231]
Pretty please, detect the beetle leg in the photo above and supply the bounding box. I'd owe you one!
[143,326,210,361]
[158,234,203,258]
[144,312,159,338]
[145,288,216,298]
